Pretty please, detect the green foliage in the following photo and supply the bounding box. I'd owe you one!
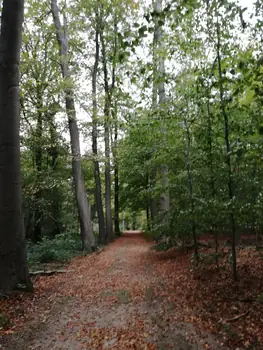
[151,242,172,252]
[117,0,263,262]
[27,233,83,267]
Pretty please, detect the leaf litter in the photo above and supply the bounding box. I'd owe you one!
[0,232,262,349]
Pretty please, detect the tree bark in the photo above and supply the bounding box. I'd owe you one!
[206,95,219,266]
[154,0,170,220]
[100,28,114,242]
[150,13,158,226]
[51,0,95,250]
[185,122,198,261]
[0,0,32,292]
[149,168,158,226]
[48,106,62,237]
[146,206,151,231]
[111,21,120,236]
[33,89,43,242]
[113,104,120,235]
[92,24,106,244]
[216,20,237,280]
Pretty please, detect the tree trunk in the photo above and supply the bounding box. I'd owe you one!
[251,164,258,243]
[150,1,158,225]
[111,22,120,236]
[216,20,237,280]
[146,173,152,231]
[146,206,151,231]
[113,114,120,235]
[51,0,95,250]
[185,123,198,261]
[154,0,170,220]
[48,107,61,237]
[149,168,158,226]
[0,0,32,292]
[92,25,106,244]
[132,212,136,230]
[33,91,43,242]
[100,28,114,242]
[206,92,218,267]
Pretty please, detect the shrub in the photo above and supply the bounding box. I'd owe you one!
[27,233,83,268]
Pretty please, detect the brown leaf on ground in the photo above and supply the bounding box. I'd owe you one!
[0,232,262,349]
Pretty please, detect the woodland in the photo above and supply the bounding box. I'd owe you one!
[0,0,263,349]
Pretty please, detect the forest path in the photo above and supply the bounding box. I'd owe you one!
[2,232,224,350]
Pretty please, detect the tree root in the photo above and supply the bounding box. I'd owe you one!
[225,310,250,322]
[30,269,72,276]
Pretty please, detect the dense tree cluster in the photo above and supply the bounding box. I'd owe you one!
[119,0,263,280]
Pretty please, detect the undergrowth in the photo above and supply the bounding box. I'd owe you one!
[151,242,172,252]
[27,233,85,270]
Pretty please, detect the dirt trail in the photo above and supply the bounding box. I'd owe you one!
[2,232,224,350]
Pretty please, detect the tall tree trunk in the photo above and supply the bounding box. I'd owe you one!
[146,173,151,231]
[206,93,218,266]
[51,0,95,250]
[251,164,258,242]
[146,206,151,231]
[0,0,32,292]
[100,29,114,242]
[113,104,120,235]
[111,21,120,236]
[185,122,198,261]
[33,91,43,242]
[154,0,170,220]
[149,167,157,227]
[132,212,136,230]
[150,12,158,225]
[48,107,61,237]
[92,25,106,244]
[216,20,237,280]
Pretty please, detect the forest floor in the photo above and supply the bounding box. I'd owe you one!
[0,231,263,349]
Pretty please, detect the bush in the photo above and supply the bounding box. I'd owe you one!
[27,233,83,268]
[38,249,58,263]
[151,242,172,251]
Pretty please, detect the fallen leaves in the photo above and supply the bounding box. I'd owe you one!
[0,232,262,349]
[150,240,263,349]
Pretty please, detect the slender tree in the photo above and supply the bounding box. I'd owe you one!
[100,22,114,241]
[32,85,44,242]
[51,0,95,250]
[216,19,237,280]
[154,0,170,221]
[113,100,120,235]
[0,0,32,292]
[184,117,198,260]
[150,3,158,226]
[92,18,106,244]
[111,20,120,235]
[47,102,62,237]
[206,88,219,266]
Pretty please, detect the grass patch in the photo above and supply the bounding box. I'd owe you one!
[145,286,154,302]
[100,290,115,297]
[100,289,131,304]
[116,289,131,304]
